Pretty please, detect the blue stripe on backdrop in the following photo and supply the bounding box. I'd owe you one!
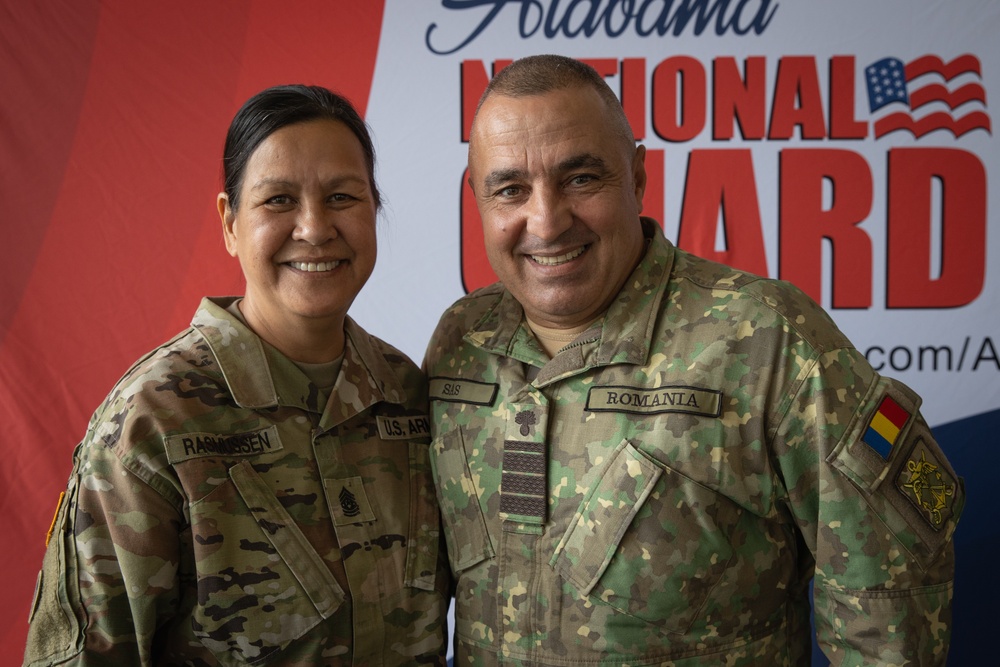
[811,407,998,665]
[933,408,998,664]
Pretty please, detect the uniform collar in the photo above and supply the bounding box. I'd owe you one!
[192,297,405,426]
[464,218,674,385]
[319,316,407,431]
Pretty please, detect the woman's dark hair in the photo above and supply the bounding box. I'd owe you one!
[221,84,380,211]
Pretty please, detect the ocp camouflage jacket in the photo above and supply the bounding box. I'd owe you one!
[25,297,448,666]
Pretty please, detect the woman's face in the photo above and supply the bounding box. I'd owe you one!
[219,119,377,346]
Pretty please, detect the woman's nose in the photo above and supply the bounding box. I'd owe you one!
[292,202,338,245]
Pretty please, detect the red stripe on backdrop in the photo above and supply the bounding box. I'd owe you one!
[0,0,100,335]
[0,0,103,655]
[0,0,384,658]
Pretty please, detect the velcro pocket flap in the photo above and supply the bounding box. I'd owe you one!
[229,460,345,617]
[550,439,662,594]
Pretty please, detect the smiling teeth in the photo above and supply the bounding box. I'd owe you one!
[531,246,586,266]
[290,260,341,272]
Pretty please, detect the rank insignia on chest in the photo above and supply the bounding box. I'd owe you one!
[339,487,362,517]
[514,410,537,436]
[500,403,549,526]
[500,439,547,522]
[326,476,376,525]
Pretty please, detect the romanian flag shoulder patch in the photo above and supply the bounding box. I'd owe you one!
[862,394,910,460]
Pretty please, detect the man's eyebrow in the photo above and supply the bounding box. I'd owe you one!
[482,154,609,192]
[558,154,607,173]
[483,168,527,192]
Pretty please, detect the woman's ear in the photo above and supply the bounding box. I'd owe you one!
[218,192,238,257]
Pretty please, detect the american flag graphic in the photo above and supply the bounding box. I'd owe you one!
[865,54,991,138]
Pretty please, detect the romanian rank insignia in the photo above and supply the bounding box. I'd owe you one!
[862,395,910,459]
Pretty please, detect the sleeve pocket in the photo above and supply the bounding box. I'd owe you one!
[816,581,953,664]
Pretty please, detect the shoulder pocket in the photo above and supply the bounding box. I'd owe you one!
[430,427,495,573]
[551,439,741,634]
[828,377,963,569]
[24,474,84,666]
[189,460,345,664]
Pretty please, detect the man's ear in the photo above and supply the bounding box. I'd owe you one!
[632,144,648,213]
[218,193,238,257]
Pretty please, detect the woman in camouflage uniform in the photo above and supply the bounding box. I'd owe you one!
[24,85,449,666]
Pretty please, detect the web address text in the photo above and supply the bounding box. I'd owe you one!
[863,336,999,372]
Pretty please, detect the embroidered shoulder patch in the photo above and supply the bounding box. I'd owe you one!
[895,438,957,529]
[45,492,65,547]
[862,395,910,459]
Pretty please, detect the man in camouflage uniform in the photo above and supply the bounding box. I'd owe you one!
[425,54,962,665]
[25,297,448,666]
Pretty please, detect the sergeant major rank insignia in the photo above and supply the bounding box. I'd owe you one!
[326,477,375,525]
[339,487,362,517]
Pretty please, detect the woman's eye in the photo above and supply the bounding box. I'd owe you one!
[266,195,292,206]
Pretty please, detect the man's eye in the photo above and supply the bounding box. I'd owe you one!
[570,174,596,186]
[496,186,521,198]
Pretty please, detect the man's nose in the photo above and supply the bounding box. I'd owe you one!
[524,187,572,242]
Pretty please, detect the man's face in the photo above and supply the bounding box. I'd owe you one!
[468,85,647,330]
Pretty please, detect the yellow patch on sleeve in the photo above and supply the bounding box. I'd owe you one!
[45,491,65,547]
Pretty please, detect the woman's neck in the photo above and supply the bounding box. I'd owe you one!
[235,298,346,363]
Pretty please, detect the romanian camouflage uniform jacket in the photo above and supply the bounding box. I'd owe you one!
[425,219,963,666]
[25,297,448,666]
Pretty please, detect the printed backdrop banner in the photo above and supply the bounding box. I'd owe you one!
[1,1,996,663]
